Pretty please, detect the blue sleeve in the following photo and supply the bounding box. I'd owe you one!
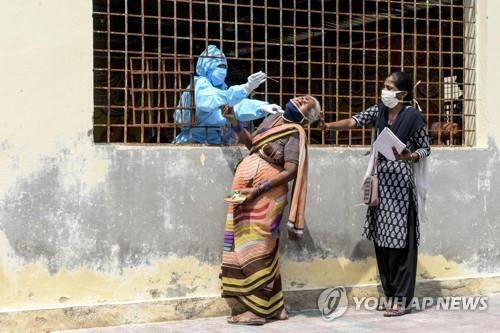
[194,77,268,125]
[195,77,247,112]
[233,99,267,121]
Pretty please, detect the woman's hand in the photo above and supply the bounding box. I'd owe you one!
[392,147,417,161]
[221,105,238,127]
[319,121,330,131]
[238,187,259,202]
[321,118,357,131]
[321,122,333,131]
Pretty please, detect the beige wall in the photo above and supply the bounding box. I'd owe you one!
[0,0,96,199]
[1,0,93,145]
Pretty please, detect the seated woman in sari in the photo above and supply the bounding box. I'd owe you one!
[220,96,322,325]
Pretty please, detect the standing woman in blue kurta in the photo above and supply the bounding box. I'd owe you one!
[324,72,431,316]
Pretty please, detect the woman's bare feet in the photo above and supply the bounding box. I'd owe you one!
[227,311,266,325]
[274,307,288,320]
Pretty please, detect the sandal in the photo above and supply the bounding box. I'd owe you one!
[227,313,266,325]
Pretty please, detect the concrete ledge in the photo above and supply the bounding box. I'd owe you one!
[1,275,500,333]
[285,275,500,311]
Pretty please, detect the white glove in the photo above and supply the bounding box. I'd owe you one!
[260,104,283,115]
[243,71,267,94]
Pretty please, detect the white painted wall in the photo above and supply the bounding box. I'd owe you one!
[0,0,95,198]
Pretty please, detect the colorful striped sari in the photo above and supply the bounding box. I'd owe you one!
[220,124,308,316]
[221,153,288,316]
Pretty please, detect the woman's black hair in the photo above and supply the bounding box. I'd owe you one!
[390,71,413,101]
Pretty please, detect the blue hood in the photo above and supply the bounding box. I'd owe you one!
[196,45,228,88]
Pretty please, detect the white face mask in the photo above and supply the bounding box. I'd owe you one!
[381,89,404,108]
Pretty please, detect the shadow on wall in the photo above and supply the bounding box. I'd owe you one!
[219,146,245,175]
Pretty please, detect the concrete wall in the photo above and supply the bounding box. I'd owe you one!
[0,0,499,330]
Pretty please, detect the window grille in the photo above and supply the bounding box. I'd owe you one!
[93,0,475,146]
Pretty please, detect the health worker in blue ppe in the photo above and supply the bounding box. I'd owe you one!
[174,45,280,144]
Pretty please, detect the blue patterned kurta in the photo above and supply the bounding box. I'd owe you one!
[353,105,431,249]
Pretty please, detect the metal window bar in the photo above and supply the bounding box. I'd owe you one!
[92,0,476,146]
[129,56,194,143]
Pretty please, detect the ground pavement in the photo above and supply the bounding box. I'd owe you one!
[56,293,500,333]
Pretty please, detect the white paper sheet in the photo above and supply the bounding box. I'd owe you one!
[372,127,407,160]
